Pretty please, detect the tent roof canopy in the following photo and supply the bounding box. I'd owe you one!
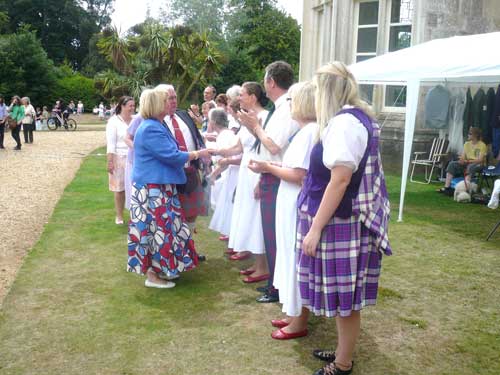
[349,32,500,85]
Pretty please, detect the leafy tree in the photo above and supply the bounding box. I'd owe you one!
[0,29,56,106]
[48,65,101,110]
[96,22,224,106]
[227,0,301,75]
[165,0,227,37]
[0,0,112,69]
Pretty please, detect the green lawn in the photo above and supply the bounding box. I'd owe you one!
[0,148,499,375]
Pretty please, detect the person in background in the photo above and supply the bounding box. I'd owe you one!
[226,85,242,133]
[98,102,105,120]
[42,106,49,130]
[200,101,216,134]
[204,85,217,102]
[68,100,76,114]
[21,97,35,144]
[438,126,487,196]
[35,106,42,131]
[77,100,84,115]
[0,96,7,149]
[127,88,211,288]
[248,81,318,340]
[9,96,24,150]
[215,94,228,111]
[106,96,135,224]
[297,62,391,375]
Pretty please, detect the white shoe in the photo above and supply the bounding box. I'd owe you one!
[115,217,124,225]
[158,273,180,281]
[145,279,175,289]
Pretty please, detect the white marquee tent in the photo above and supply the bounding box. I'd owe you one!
[349,32,500,221]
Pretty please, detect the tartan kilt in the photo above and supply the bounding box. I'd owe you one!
[178,179,207,218]
[296,205,383,318]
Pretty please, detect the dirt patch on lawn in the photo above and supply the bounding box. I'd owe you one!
[0,128,105,305]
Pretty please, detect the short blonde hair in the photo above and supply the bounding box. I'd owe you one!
[289,81,316,123]
[139,89,167,119]
[314,61,375,135]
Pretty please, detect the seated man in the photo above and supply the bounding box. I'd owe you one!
[438,127,487,195]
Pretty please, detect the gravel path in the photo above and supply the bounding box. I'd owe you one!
[0,127,106,305]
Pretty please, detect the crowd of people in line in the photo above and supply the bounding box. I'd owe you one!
[105,60,392,375]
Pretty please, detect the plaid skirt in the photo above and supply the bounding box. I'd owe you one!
[296,207,383,318]
[178,173,207,218]
[127,183,198,277]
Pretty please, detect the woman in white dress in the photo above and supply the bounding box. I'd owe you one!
[208,108,241,236]
[216,82,269,281]
[248,82,317,339]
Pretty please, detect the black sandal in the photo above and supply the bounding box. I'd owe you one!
[312,361,353,375]
[313,349,336,362]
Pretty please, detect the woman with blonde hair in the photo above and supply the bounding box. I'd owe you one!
[296,62,391,375]
[248,81,318,339]
[127,88,211,288]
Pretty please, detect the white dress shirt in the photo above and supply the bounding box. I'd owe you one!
[256,94,299,163]
[164,113,196,152]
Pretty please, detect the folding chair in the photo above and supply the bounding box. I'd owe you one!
[410,137,448,184]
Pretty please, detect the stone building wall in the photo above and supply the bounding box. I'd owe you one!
[300,0,500,171]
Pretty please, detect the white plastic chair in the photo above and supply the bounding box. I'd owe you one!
[410,137,448,184]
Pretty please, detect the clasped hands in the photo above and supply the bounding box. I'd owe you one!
[236,109,260,133]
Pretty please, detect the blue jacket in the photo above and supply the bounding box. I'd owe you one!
[132,118,189,185]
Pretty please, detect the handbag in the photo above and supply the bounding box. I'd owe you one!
[177,165,200,194]
[6,116,17,130]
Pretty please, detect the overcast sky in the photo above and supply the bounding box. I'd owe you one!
[111,0,303,33]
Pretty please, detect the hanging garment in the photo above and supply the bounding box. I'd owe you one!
[424,85,450,129]
[490,85,500,158]
[447,87,467,154]
[485,87,496,145]
[472,88,489,141]
[463,88,473,139]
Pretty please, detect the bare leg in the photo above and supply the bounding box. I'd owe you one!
[114,191,125,222]
[281,308,309,333]
[250,254,268,276]
[334,311,360,371]
[444,172,453,188]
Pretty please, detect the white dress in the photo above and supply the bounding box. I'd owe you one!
[273,122,319,317]
[228,111,268,254]
[209,129,240,235]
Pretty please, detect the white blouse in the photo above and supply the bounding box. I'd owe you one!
[106,115,129,156]
[321,106,368,172]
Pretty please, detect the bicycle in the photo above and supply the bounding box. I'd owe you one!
[47,111,77,131]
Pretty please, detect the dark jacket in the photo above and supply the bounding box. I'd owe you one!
[490,85,500,129]
[175,109,205,170]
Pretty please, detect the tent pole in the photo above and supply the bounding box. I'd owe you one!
[398,79,420,222]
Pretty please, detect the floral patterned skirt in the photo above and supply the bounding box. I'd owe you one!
[127,183,198,277]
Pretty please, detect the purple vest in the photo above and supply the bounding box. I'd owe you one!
[298,108,374,219]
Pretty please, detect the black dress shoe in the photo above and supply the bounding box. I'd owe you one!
[256,293,279,303]
[13,146,21,150]
[313,349,336,362]
[198,254,206,262]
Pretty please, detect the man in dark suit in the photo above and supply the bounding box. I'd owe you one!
[163,84,207,261]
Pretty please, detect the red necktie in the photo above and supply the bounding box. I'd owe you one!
[171,115,188,151]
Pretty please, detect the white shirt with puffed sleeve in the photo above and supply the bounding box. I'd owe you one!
[106,115,129,156]
[321,106,368,172]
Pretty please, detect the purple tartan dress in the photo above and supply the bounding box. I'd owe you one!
[296,108,392,318]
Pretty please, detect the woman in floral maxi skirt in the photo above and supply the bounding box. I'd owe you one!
[127,87,210,289]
